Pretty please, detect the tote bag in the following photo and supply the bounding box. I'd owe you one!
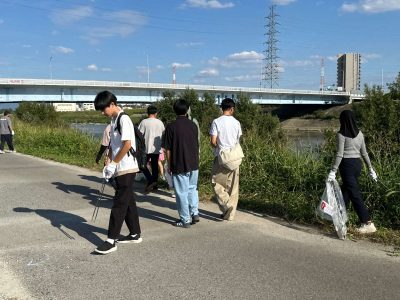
[218,143,244,171]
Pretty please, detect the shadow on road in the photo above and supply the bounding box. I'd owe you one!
[13,207,107,246]
[137,190,223,223]
[52,181,113,206]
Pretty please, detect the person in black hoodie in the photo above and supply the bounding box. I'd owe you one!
[327,110,377,234]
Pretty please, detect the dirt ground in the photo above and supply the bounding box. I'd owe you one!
[280,104,352,132]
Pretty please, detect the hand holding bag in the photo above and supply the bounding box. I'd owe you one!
[218,143,244,171]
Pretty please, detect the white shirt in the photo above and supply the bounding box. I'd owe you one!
[138,117,165,154]
[110,112,139,176]
[210,115,242,155]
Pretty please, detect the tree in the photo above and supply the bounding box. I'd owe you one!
[354,85,400,155]
[387,72,400,100]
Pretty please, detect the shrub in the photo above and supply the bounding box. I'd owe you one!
[16,102,63,126]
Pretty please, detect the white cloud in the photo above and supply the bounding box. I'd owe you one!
[227,51,263,62]
[83,10,147,44]
[208,51,264,68]
[172,62,192,69]
[101,68,111,72]
[51,46,75,54]
[340,0,400,13]
[272,0,296,5]
[87,64,98,71]
[182,0,234,9]
[0,19,4,25]
[197,68,219,77]
[288,60,314,67]
[22,44,32,48]
[51,6,93,25]
[176,42,204,48]
[362,53,381,63]
[327,55,338,61]
[363,53,381,59]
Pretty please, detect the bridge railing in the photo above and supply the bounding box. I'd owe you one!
[0,78,352,96]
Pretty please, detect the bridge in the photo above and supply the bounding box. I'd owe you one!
[0,78,364,105]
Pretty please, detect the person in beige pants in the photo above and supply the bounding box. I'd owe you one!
[210,98,242,221]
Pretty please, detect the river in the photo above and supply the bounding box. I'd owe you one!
[72,123,325,152]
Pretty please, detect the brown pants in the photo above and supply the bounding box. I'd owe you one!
[211,157,240,219]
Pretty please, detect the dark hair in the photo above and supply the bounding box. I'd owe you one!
[4,110,10,116]
[147,105,158,115]
[339,110,359,138]
[221,98,235,111]
[173,98,189,115]
[94,91,117,111]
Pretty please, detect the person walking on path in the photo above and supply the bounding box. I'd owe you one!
[210,98,242,221]
[93,91,142,254]
[327,110,378,234]
[164,99,200,228]
[0,110,15,154]
[138,105,165,193]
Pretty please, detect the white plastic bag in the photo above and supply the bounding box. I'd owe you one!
[316,180,348,239]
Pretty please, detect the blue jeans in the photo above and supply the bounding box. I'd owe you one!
[172,170,199,223]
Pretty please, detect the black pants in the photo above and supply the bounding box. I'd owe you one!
[0,134,14,151]
[108,173,141,239]
[339,158,369,224]
[142,153,160,185]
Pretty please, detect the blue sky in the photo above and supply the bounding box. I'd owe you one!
[0,0,399,90]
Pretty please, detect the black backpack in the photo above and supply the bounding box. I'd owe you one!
[115,112,147,171]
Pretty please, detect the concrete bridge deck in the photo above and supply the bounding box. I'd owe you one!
[0,78,363,105]
[0,153,398,299]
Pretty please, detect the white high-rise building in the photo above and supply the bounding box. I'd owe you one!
[337,53,361,92]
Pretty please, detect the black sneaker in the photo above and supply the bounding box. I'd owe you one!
[191,214,200,225]
[173,220,191,228]
[117,234,143,244]
[95,241,117,254]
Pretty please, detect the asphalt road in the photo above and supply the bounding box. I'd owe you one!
[0,152,399,300]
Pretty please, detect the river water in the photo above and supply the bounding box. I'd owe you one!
[72,123,325,152]
[71,123,107,139]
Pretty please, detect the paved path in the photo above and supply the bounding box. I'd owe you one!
[0,153,399,300]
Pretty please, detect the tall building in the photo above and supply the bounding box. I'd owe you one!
[337,53,361,92]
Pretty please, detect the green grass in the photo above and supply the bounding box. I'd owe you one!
[14,119,101,170]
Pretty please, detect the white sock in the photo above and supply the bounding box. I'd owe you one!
[106,238,115,244]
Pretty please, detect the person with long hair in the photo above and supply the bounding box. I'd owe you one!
[327,110,378,234]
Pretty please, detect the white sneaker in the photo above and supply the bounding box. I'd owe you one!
[0,150,4,154]
[356,222,377,234]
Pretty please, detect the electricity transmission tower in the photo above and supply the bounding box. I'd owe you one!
[263,5,280,88]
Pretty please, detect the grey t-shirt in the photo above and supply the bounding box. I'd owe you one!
[138,117,165,154]
[332,131,372,172]
[0,115,12,135]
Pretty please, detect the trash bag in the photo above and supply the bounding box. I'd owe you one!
[316,179,348,240]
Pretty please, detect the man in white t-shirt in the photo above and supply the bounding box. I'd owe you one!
[93,91,142,254]
[138,105,165,193]
[210,98,242,221]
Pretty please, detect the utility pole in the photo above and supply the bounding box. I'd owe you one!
[49,56,53,80]
[263,4,280,88]
[172,65,176,84]
[146,53,150,83]
[320,58,325,91]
